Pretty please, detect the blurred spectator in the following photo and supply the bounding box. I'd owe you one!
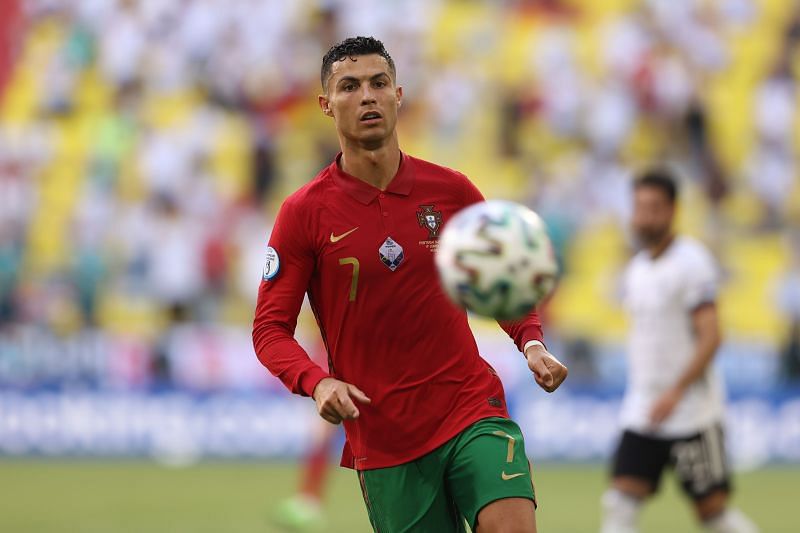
[776,231,800,383]
[747,56,796,230]
[144,194,206,319]
[96,1,146,89]
[70,182,111,327]
[0,0,794,394]
[533,26,585,137]
[0,225,22,324]
[685,99,728,207]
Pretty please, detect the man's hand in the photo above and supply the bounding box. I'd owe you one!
[646,303,718,427]
[649,387,683,426]
[525,344,568,393]
[312,377,371,425]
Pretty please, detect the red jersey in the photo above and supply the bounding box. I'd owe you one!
[252,153,544,470]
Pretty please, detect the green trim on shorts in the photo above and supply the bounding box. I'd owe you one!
[357,417,536,532]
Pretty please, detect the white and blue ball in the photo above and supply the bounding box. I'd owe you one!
[435,200,558,320]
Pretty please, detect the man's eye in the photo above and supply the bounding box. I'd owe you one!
[344,84,356,91]
[374,80,386,88]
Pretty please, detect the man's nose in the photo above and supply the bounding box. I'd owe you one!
[361,85,377,104]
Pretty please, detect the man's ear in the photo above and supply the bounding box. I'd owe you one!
[318,94,333,117]
[396,86,403,108]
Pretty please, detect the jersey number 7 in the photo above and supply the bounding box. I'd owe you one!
[338,257,360,302]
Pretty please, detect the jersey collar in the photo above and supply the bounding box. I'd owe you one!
[330,151,415,205]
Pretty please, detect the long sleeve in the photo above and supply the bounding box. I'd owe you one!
[498,314,544,352]
[252,198,329,397]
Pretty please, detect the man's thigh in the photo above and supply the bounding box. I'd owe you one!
[670,424,732,502]
[611,429,673,495]
[358,452,467,533]
[446,417,537,531]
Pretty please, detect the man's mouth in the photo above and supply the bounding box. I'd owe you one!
[360,111,383,122]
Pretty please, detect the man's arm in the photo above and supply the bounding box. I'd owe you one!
[252,199,328,397]
[499,314,568,392]
[650,302,722,424]
[456,172,568,392]
[252,198,370,424]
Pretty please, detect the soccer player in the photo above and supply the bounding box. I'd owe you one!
[272,339,339,531]
[253,36,568,532]
[272,420,338,530]
[600,170,758,533]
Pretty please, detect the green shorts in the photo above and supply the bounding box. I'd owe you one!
[357,417,536,532]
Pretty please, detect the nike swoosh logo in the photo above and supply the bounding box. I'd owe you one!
[501,472,526,481]
[330,227,359,243]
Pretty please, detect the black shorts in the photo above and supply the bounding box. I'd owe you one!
[611,424,732,500]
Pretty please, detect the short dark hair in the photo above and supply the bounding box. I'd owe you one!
[634,168,679,204]
[321,36,396,92]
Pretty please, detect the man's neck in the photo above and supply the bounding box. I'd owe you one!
[339,135,401,191]
[647,233,676,260]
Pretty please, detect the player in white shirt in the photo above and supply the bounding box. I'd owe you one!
[601,170,758,533]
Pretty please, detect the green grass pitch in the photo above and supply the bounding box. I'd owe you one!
[0,461,796,532]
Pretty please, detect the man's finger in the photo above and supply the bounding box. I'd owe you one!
[319,405,342,425]
[545,356,568,387]
[347,384,372,404]
[531,359,554,388]
[551,367,567,387]
[322,411,340,425]
[545,354,565,372]
[335,389,360,419]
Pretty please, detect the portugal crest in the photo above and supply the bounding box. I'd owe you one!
[416,205,444,239]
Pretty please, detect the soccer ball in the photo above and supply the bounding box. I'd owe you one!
[435,200,558,320]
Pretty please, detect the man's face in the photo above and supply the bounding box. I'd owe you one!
[632,186,675,247]
[319,54,402,147]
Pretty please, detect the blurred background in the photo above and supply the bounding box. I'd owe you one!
[0,0,798,531]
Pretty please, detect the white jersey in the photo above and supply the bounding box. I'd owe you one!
[620,236,725,437]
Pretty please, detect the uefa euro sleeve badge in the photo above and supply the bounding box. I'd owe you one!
[379,237,404,271]
[262,246,280,280]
